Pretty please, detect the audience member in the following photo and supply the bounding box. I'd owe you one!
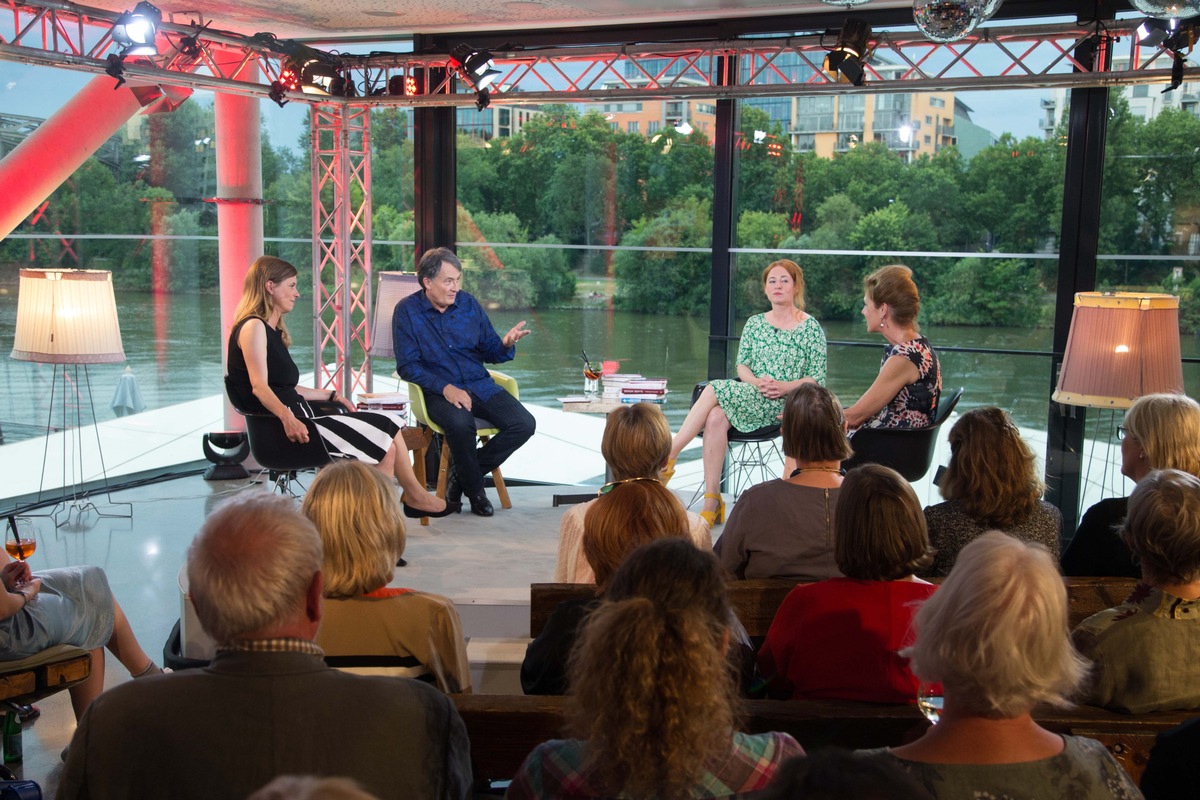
[1139,717,1200,800]
[857,532,1140,799]
[554,403,709,583]
[508,539,803,799]
[759,749,931,800]
[522,478,689,695]
[757,464,935,702]
[0,551,162,723]
[1073,469,1200,713]
[844,264,941,432]
[924,407,1061,576]
[715,384,850,581]
[302,460,471,693]
[59,493,471,800]
[1062,393,1200,577]
[249,776,381,800]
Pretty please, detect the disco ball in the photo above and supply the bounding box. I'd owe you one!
[975,0,1004,19]
[1130,0,1200,19]
[914,0,983,43]
[819,0,874,6]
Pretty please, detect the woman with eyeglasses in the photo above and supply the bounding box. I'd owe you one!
[923,407,1061,577]
[1061,393,1200,577]
[522,478,693,695]
[715,383,850,581]
[553,403,710,584]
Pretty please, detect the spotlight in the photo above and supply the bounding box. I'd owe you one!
[475,88,491,111]
[823,18,873,86]
[268,81,289,107]
[1136,17,1176,47]
[277,59,302,93]
[111,1,161,56]
[300,58,338,95]
[450,44,502,91]
[105,53,127,89]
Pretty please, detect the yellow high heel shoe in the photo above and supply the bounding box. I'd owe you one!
[699,493,726,527]
[661,458,677,485]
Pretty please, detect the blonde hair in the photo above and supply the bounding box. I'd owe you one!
[761,259,806,310]
[1124,393,1200,477]
[187,494,323,644]
[835,465,932,580]
[1122,469,1200,585]
[905,532,1088,717]
[233,255,300,347]
[782,383,852,463]
[601,403,672,481]
[301,460,405,598]
[567,540,737,799]
[940,407,1045,528]
[582,480,689,589]
[863,264,920,330]
[248,776,379,800]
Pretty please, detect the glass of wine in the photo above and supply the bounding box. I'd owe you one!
[5,518,36,562]
[583,361,602,398]
[917,681,943,725]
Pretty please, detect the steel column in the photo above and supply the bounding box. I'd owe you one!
[414,102,457,261]
[708,54,739,381]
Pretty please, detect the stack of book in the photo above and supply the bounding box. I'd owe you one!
[603,375,668,404]
[356,392,408,412]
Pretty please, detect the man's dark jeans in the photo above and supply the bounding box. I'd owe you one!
[422,388,535,497]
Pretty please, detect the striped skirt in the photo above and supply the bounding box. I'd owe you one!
[299,405,403,465]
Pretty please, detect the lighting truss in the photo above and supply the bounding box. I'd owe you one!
[310,104,374,398]
[2,0,1197,106]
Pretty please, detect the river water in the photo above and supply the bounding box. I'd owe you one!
[1,290,1197,445]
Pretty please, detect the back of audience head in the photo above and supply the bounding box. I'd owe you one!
[301,460,405,599]
[760,750,931,800]
[782,383,852,464]
[834,465,931,580]
[601,402,672,481]
[940,406,1044,528]
[1123,393,1200,478]
[582,479,688,589]
[905,531,1088,717]
[567,539,736,798]
[188,493,323,644]
[1122,468,1200,587]
[248,776,380,800]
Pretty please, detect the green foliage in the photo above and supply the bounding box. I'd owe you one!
[735,211,794,316]
[924,257,1046,327]
[613,197,712,315]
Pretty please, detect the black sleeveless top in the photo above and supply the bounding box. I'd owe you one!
[225,316,304,414]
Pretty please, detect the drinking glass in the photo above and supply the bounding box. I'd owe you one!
[5,518,36,562]
[917,682,943,724]
[583,361,602,398]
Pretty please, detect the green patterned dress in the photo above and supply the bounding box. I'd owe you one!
[712,314,828,433]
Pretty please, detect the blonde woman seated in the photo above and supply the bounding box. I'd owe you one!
[554,403,710,583]
[1074,469,1200,713]
[301,460,470,694]
[1062,393,1200,577]
[858,533,1140,799]
[715,384,850,581]
[757,464,936,703]
[507,539,803,799]
[924,407,1061,576]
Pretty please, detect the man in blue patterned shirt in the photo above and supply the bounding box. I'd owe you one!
[393,247,535,517]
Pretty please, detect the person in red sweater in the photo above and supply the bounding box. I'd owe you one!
[757,464,936,703]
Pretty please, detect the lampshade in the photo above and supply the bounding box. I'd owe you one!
[368,271,422,359]
[10,269,125,364]
[1052,292,1183,409]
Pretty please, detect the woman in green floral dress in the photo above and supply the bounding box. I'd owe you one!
[667,260,828,527]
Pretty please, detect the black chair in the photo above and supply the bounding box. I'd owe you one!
[842,387,964,482]
[688,381,783,502]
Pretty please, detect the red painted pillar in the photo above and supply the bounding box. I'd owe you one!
[0,76,161,239]
[213,54,264,429]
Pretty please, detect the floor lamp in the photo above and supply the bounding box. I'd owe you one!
[10,269,133,526]
[1052,291,1184,510]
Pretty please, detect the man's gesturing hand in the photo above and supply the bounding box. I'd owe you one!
[502,321,531,348]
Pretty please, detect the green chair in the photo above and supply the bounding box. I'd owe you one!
[407,370,517,525]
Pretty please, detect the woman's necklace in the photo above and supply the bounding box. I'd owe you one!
[789,466,844,477]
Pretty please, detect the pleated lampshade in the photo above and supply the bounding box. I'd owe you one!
[10,269,125,364]
[1052,292,1183,409]
[368,271,422,358]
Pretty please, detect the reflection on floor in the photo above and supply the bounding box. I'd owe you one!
[4,468,719,796]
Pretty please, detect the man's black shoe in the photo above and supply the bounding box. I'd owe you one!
[468,490,494,517]
[445,468,463,505]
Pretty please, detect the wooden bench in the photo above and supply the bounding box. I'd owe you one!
[452,692,1190,787]
[0,644,92,705]
[530,576,1141,638]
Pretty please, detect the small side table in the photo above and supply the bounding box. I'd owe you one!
[553,400,622,506]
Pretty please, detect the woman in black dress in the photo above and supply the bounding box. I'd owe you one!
[226,255,452,518]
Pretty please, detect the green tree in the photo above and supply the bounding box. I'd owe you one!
[1133,107,1200,254]
[614,197,712,315]
[925,257,1046,326]
[962,133,1062,252]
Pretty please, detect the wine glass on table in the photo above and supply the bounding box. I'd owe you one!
[5,516,35,563]
[581,351,602,399]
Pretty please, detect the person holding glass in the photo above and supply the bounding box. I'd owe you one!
[844,264,941,432]
[857,532,1139,799]
[665,259,828,527]
[225,255,453,519]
